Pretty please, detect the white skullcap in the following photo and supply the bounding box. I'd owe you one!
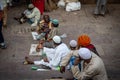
[69,40,77,47]
[53,35,61,44]
[78,48,92,60]
[28,4,34,8]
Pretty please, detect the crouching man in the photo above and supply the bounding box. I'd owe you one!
[26,4,41,27]
[60,48,108,80]
[14,4,41,27]
[75,48,108,80]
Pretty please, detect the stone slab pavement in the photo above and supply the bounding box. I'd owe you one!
[0,4,120,80]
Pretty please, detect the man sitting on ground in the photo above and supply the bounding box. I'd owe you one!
[14,4,41,27]
[36,15,52,33]
[77,34,99,56]
[74,48,108,80]
[36,19,59,40]
[24,35,70,70]
[60,40,80,80]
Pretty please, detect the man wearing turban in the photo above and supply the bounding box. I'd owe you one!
[77,34,99,56]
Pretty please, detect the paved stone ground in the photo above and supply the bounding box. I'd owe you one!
[0,4,120,80]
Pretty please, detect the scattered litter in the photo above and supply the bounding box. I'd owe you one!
[37,69,50,71]
[74,12,77,15]
[31,66,38,70]
[52,66,60,71]
[57,0,65,8]
[29,44,42,56]
[31,66,50,71]
[31,32,38,40]
[60,33,67,39]
[66,2,81,12]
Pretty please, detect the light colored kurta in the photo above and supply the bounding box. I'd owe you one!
[60,50,81,79]
[26,7,41,26]
[0,2,3,10]
[77,52,108,80]
[34,43,70,69]
[60,50,79,66]
[48,27,59,40]
[0,0,11,8]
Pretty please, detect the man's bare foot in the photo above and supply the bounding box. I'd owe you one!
[24,56,34,64]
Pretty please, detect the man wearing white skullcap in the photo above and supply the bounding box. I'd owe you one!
[73,48,108,80]
[60,40,81,80]
[53,35,61,44]
[25,35,70,70]
[78,48,92,60]
[69,40,77,48]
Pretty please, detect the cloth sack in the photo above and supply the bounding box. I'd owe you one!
[57,0,65,8]
[66,2,81,12]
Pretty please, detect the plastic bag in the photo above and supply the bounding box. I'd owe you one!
[60,33,67,39]
[57,0,65,8]
[66,2,81,12]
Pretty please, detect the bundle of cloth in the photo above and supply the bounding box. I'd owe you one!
[57,0,81,12]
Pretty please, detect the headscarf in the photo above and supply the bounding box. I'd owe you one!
[77,34,91,47]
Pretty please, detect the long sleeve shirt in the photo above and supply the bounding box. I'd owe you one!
[78,52,108,80]
[43,43,70,68]
[48,27,59,40]
[60,50,81,79]
[26,7,40,20]
[60,50,79,66]
[0,0,11,8]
